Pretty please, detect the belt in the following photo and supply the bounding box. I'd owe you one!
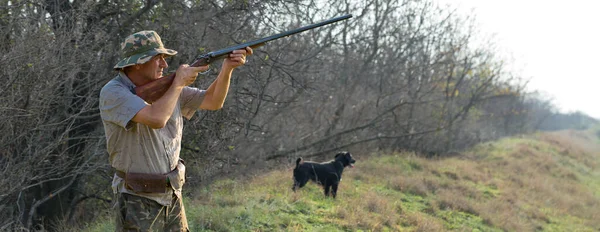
[115,169,174,193]
[115,169,174,182]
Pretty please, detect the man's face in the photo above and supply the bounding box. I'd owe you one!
[138,54,168,81]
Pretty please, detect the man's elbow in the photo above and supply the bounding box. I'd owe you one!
[204,104,223,111]
[201,101,224,111]
[145,116,168,129]
[132,111,168,129]
[148,120,167,129]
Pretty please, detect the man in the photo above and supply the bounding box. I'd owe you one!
[99,30,252,231]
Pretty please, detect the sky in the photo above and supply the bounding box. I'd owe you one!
[434,0,600,119]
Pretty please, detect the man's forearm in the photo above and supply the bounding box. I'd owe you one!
[134,83,183,128]
[200,67,233,110]
[152,84,183,118]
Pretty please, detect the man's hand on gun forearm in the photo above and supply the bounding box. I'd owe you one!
[223,47,253,70]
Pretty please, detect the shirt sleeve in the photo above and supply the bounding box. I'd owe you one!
[180,86,206,120]
[99,81,148,130]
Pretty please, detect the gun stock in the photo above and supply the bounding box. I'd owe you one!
[134,14,352,103]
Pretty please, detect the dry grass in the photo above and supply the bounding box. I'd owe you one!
[404,212,445,232]
[387,175,436,196]
[540,130,600,169]
[457,130,600,231]
[363,136,600,231]
[83,129,600,232]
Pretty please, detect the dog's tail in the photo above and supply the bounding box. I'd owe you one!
[295,157,303,168]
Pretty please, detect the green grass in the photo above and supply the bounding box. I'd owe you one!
[84,129,600,231]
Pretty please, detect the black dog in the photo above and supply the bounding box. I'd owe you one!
[292,151,356,198]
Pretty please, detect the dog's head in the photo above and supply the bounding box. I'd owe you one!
[335,151,356,168]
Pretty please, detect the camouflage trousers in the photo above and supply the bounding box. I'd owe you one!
[114,193,189,232]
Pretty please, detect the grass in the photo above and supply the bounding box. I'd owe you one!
[84,128,600,231]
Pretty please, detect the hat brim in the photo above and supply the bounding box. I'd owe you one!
[114,48,177,69]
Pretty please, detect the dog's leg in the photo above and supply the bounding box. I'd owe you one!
[292,173,299,192]
[331,183,338,198]
[324,183,331,197]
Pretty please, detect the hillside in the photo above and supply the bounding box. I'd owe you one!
[86,128,600,231]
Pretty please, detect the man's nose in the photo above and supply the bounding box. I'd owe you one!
[160,57,168,68]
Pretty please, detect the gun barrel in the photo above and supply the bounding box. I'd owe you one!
[195,14,353,65]
[219,14,352,55]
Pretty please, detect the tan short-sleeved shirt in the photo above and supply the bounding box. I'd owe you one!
[99,72,205,206]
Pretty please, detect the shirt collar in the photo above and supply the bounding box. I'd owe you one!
[117,71,137,94]
[118,71,137,88]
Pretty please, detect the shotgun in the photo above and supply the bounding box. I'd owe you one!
[135,14,352,103]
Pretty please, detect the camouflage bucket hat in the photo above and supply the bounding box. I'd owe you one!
[114,30,177,69]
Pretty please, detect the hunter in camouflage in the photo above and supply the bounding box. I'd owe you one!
[101,29,251,232]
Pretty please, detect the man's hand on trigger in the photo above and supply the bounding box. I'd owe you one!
[223,47,253,70]
[174,64,209,87]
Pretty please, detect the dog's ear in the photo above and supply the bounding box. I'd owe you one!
[296,157,304,167]
[335,151,349,159]
[346,152,353,159]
